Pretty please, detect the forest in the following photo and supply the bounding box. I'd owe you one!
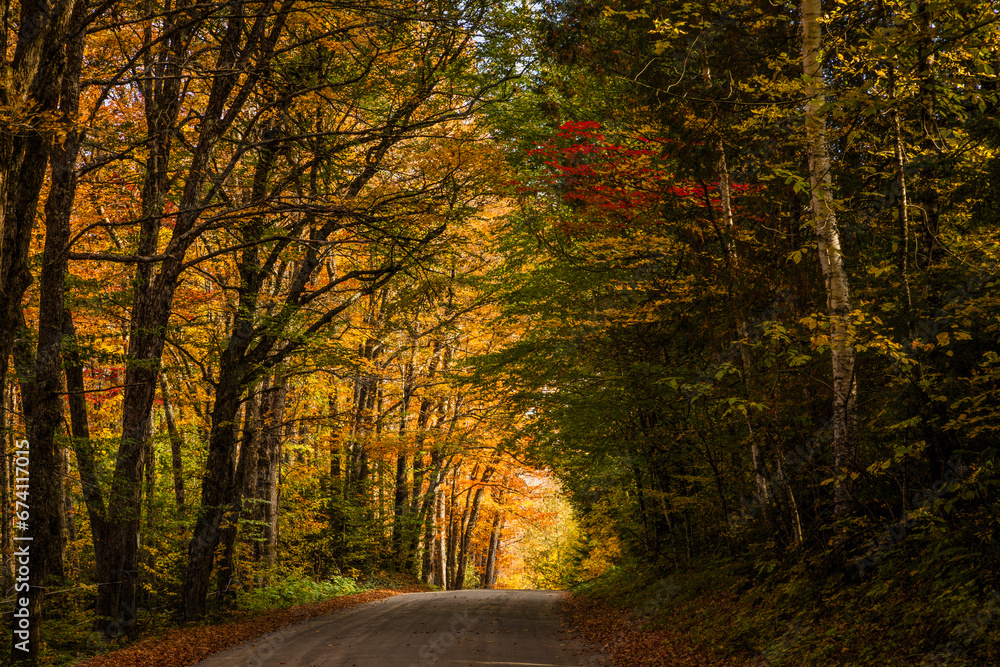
[1,0,998,665]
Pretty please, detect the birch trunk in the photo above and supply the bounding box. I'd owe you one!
[436,490,447,586]
[801,0,856,518]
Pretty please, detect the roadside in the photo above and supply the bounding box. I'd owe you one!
[75,586,427,667]
[565,592,743,667]
[563,556,999,667]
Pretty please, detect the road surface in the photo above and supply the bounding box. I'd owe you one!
[193,589,609,667]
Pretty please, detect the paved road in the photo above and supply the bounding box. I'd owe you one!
[194,589,608,667]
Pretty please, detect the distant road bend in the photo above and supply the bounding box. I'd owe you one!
[194,589,608,667]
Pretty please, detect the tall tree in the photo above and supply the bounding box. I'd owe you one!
[11,1,91,663]
[800,0,856,518]
[94,0,301,633]
[0,0,81,402]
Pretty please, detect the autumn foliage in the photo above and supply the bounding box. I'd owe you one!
[1,0,1000,665]
[521,121,750,235]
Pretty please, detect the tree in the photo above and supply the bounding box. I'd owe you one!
[176,2,516,617]
[10,2,94,663]
[0,0,81,402]
[800,0,856,518]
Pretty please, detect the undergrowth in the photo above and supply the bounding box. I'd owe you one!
[234,574,363,613]
[0,572,381,666]
[573,544,999,666]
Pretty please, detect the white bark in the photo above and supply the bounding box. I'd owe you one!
[801,0,856,517]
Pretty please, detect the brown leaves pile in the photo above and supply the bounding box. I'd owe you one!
[78,586,427,667]
[565,593,747,667]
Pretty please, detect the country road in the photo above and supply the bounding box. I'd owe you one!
[193,589,610,667]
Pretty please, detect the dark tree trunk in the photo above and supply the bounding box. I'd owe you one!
[408,342,445,570]
[64,313,106,571]
[100,0,295,630]
[141,410,156,606]
[63,444,76,566]
[95,0,196,630]
[181,356,250,621]
[419,450,448,583]
[454,465,495,590]
[216,389,262,608]
[255,380,286,576]
[1,382,11,591]
[12,3,87,660]
[0,0,79,413]
[391,361,413,566]
[483,513,502,589]
[421,480,439,584]
[160,377,186,513]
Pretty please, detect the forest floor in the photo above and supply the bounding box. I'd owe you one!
[565,556,1000,667]
[73,586,427,667]
[565,593,754,667]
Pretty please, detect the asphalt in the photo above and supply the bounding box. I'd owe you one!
[192,589,609,667]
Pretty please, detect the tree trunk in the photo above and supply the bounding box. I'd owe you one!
[421,482,438,584]
[256,380,286,576]
[12,3,86,660]
[408,342,445,569]
[435,490,447,587]
[160,377,186,513]
[142,410,157,606]
[454,465,495,590]
[0,0,79,424]
[483,513,502,589]
[63,444,77,568]
[391,361,413,567]
[101,1,295,629]
[64,313,106,572]
[1,381,12,594]
[801,0,856,518]
[216,389,262,609]
[419,451,448,582]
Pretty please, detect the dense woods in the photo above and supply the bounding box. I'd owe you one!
[1,0,999,664]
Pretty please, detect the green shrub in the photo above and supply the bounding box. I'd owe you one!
[234,574,362,613]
